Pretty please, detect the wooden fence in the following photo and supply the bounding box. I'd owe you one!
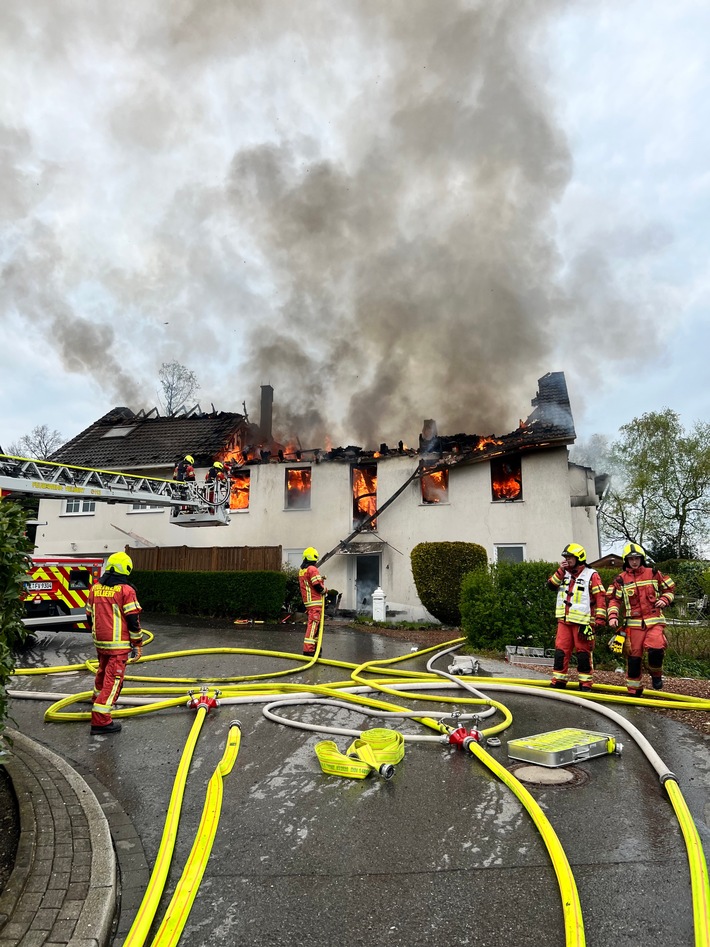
[129,546,283,573]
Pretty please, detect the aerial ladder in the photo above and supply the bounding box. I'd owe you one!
[0,453,231,527]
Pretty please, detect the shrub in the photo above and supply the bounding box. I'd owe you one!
[132,570,287,620]
[411,542,488,626]
[0,502,33,742]
[461,560,559,651]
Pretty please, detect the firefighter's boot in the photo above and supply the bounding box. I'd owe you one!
[91,721,122,735]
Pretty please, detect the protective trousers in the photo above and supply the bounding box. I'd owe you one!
[623,623,667,692]
[551,620,594,687]
[92,650,129,727]
[302,602,324,656]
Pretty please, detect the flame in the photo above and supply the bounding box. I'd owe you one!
[353,466,377,527]
[476,436,504,451]
[286,468,311,508]
[421,469,448,504]
[229,471,250,510]
[492,471,522,501]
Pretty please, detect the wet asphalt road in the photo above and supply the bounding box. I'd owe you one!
[8,618,710,947]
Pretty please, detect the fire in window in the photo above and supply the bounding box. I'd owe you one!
[491,455,522,501]
[421,468,449,504]
[285,467,311,510]
[229,470,250,510]
[352,464,377,529]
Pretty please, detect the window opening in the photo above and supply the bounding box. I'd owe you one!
[495,545,525,564]
[491,455,522,501]
[285,467,311,510]
[229,470,251,510]
[352,464,377,529]
[64,498,96,514]
[421,468,449,504]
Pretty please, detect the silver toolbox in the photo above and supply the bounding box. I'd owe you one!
[507,728,622,768]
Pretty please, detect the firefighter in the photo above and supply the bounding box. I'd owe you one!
[547,543,606,690]
[173,454,196,483]
[299,546,326,657]
[205,461,226,504]
[607,542,675,695]
[85,552,143,735]
[172,454,195,515]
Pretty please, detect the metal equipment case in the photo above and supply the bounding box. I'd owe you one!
[507,728,621,768]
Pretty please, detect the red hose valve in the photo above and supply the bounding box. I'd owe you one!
[448,726,482,749]
[187,688,220,713]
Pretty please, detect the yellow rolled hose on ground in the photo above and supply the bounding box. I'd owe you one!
[315,728,404,779]
[150,720,243,947]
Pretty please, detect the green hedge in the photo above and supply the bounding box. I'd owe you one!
[1,502,33,742]
[461,560,558,650]
[132,570,287,620]
[411,541,488,626]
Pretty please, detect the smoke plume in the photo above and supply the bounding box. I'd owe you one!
[0,0,669,447]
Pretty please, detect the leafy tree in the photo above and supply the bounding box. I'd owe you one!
[0,501,33,741]
[599,409,710,558]
[158,361,200,415]
[7,424,64,459]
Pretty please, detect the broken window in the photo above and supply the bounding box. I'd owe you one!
[352,464,377,529]
[491,455,522,501]
[421,468,449,504]
[229,470,250,511]
[285,467,311,510]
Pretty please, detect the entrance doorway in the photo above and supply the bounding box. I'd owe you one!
[355,555,380,614]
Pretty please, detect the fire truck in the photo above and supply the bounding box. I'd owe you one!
[21,556,106,630]
[0,451,232,630]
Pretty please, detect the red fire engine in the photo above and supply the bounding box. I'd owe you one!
[21,556,106,630]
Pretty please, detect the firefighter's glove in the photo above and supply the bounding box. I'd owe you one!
[130,644,142,662]
[608,632,627,655]
[654,597,668,610]
[580,625,596,642]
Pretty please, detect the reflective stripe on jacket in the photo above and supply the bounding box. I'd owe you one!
[299,565,325,606]
[607,566,675,628]
[87,579,142,651]
[553,566,605,624]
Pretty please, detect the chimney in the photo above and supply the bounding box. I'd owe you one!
[260,385,274,442]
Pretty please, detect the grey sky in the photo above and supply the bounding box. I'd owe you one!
[1,0,708,453]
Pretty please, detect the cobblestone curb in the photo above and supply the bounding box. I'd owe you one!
[0,729,116,947]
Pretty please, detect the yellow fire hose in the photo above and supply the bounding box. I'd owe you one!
[150,720,242,947]
[123,705,208,947]
[467,739,585,947]
[315,727,405,779]
[12,632,710,947]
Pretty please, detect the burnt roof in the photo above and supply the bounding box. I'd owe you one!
[51,406,250,470]
[50,372,576,471]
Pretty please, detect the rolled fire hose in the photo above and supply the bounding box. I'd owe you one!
[315,727,405,779]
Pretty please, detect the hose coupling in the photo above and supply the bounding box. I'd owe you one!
[378,763,395,780]
[229,719,242,730]
[448,725,482,749]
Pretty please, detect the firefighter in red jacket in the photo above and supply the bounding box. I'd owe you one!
[205,461,226,504]
[85,552,143,735]
[607,542,675,695]
[547,543,606,690]
[299,546,326,657]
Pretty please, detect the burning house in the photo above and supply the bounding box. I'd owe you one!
[33,372,605,621]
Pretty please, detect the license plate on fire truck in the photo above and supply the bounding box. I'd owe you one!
[27,581,53,591]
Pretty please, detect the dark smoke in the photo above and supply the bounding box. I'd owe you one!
[1,0,667,448]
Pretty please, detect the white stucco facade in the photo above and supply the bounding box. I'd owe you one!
[33,447,601,621]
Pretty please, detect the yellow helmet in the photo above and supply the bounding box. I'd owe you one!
[622,542,645,563]
[213,461,224,470]
[184,455,194,464]
[562,543,587,563]
[303,546,319,562]
[106,552,133,576]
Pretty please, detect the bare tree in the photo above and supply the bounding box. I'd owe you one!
[158,361,201,414]
[7,424,64,459]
